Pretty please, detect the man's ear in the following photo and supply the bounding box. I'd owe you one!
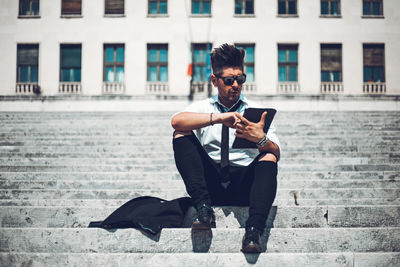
[211,74,218,87]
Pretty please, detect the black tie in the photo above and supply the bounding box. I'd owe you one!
[219,101,242,183]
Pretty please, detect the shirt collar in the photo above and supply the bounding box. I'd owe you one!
[210,94,247,112]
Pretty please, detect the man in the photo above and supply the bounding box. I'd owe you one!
[171,43,280,253]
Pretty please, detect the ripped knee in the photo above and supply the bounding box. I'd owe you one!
[258,153,277,163]
[173,130,193,139]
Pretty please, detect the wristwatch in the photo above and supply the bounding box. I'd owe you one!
[256,134,269,148]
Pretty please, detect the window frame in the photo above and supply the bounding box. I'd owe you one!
[191,0,212,16]
[104,0,125,16]
[235,43,255,82]
[234,0,255,16]
[18,0,40,18]
[277,0,298,17]
[16,43,39,83]
[61,0,82,18]
[278,44,298,82]
[320,0,341,17]
[59,43,82,82]
[191,43,212,82]
[103,44,125,83]
[363,43,385,83]
[147,44,168,82]
[320,43,342,82]
[362,0,384,18]
[148,0,168,16]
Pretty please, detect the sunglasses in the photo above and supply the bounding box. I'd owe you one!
[216,74,246,86]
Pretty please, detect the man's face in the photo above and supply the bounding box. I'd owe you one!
[211,67,243,108]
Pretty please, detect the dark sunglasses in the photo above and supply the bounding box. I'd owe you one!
[216,74,246,86]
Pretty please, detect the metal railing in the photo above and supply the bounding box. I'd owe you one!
[59,82,81,94]
[320,82,343,94]
[146,82,169,94]
[102,82,125,94]
[363,82,386,94]
[277,82,300,94]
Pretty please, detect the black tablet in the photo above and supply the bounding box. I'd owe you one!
[232,108,277,149]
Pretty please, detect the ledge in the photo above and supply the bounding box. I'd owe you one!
[18,15,41,19]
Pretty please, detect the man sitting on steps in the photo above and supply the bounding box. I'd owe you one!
[171,43,281,253]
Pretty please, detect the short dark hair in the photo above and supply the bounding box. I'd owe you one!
[210,43,245,76]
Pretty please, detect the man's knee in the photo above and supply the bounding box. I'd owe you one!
[258,153,277,163]
[173,130,192,139]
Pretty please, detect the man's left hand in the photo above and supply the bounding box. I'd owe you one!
[234,111,267,143]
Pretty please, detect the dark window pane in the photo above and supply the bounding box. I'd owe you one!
[61,69,70,82]
[364,66,372,82]
[19,66,29,82]
[235,0,242,14]
[149,1,157,14]
[192,1,200,14]
[105,47,114,62]
[74,68,81,82]
[363,1,370,15]
[321,1,329,14]
[321,71,329,82]
[278,66,287,81]
[160,0,167,14]
[116,47,124,62]
[105,0,124,15]
[372,2,381,15]
[289,66,297,81]
[245,0,254,14]
[32,1,39,15]
[203,0,211,14]
[62,0,82,15]
[31,66,38,82]
[193,66,201,81]
[148,49,158,62]
[331,2,338,15]
[374,66,384,82]
[246,46,254,62]
[289,49,297,63]
[278,50,287,63]
[288,1,296,14]
[61,45,81,68]
[332,71,340,82]
[278,1,286,14]
[159,49,168,62]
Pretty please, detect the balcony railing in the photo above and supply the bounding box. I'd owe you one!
[146,82,169,94]
[363,82,386,94]
[59,82,81,94]
[102,82,125,94]
[320,82,343,94]
[16,83,40,95]
[277,82,300,94]
[190,82,208,94]
[242,82,257,94]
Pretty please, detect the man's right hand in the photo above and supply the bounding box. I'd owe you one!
[214,112,242,128]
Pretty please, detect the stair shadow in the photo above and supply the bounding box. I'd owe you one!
[191,229,213,252]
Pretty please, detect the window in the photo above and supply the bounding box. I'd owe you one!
[149,0,167,14]
[236,44,255,82]
[278,44,298,82]
[147,44,168,82]
[321,0,340,16]
[104,44,124,83]
[278,0,297,15]
[17,44,39,83]
[61,0,82,16]
[191,44,211,82]
[192,0,211,15]
[363,44,385,82]
[19,0,39,16]
[363,0,383,16]
[235,0,254,15]
[60,44,81,82]
[105,0,124,15]
[321,44,342,82]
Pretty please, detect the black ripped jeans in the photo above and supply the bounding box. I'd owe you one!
[173,134,278,230]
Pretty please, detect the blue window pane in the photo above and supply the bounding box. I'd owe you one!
[332,71,340,82]
[105,48,114,62]
[149,1,157,14]
[21,1,30,15]
[106,67,114,82]
[32,2,39,15]
[245,47,254,62]
[61,68,69,82]
[331,2,338,15]
[289,66,297,81]
[159,49,168,62]
[192,1,200,14]
[278,1,286,14]
[194,50,202,63]
[202,0,211,14]
[148,49,157,62]
[288,1,296,14]
[245,0,254,14]
[116,67,124,82]
[246,66,254,82]
[235,0,243,14]
[149,67,157,81]
[289,50,297,63]
[373,2,381,15]
[193,66,201,81]
[116,47,124,63]
[278,50,287,63]
[321,2,329,15]
[160,0,167,14]
[321,71,329,82]
[364,66,372,82]
[278,66,287,82]
[363,1,370,15]
[160,66,168,81]
[31,66,38,82]
[19,66,29,82]
[73,68,81,82]
[374,67,383,82]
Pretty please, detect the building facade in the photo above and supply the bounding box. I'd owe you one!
[0,0,399,97]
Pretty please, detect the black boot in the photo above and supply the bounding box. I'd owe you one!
[191,204,216,230]
[241,226,262,253]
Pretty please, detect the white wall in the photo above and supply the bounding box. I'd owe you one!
[0,0,399,96]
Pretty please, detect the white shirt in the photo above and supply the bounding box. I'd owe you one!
[176,94,281,167]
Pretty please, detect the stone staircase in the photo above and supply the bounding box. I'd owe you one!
[0,111,399,266]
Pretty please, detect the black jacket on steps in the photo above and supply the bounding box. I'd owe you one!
[88,196,193,235]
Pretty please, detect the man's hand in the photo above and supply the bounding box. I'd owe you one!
[214,112,242,128]
[234,111,267,143]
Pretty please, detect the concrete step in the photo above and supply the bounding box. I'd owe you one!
[0,188,398,200]
[1,252,399,267]
[1,179,398,190]
[1,228,399,253]
[0,206,398,228]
